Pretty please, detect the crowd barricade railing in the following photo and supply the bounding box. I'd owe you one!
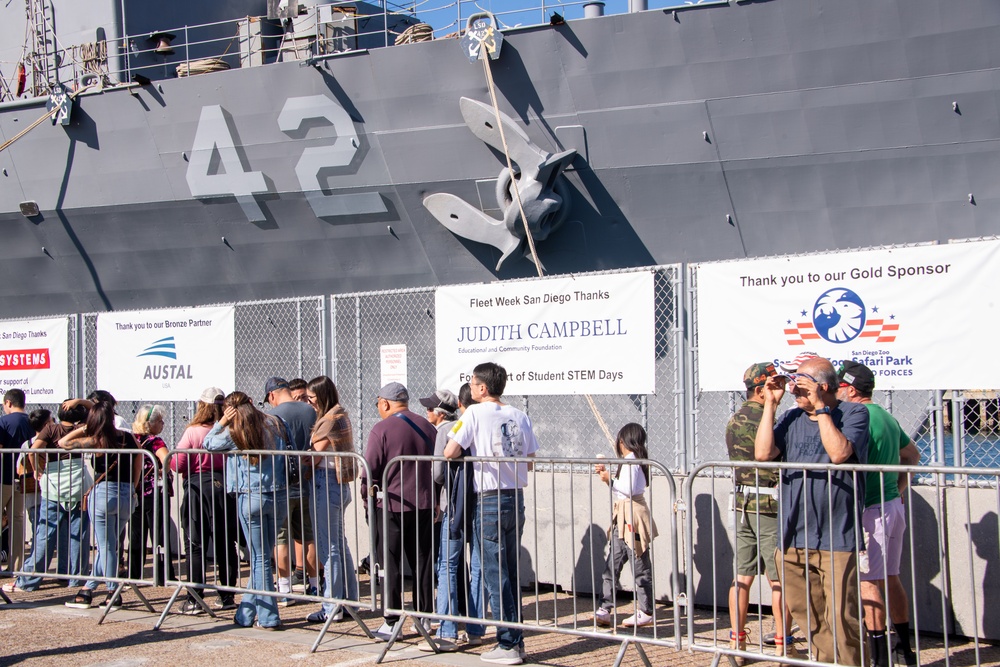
[373,454,681,666]
[2,446,160,623]
[155,448,376,652]
[683,460,1000,667]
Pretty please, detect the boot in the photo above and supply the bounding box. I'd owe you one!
[775,634,799,659]
[869,631,890,667]
[730,629,747,666]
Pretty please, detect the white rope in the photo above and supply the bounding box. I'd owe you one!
[477,38,613,446]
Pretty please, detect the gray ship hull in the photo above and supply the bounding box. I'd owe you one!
[1,0,999,317]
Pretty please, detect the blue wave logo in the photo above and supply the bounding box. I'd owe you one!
[813,288,866,343]
[137,336,177,360]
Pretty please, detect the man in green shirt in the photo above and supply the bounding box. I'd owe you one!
[837,361,921,667]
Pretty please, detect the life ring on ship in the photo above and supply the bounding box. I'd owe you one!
[15,62,26,97]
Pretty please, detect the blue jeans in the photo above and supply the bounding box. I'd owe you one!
[436,512,485,639]
[474,489,525,649]
[17,497,90,590]
[85,482,136,591]
[312,468,357,615]
[235,490,285,628]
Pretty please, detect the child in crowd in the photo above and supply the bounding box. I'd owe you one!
[594,423,657,628]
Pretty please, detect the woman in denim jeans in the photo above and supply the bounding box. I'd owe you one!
[303,376,359,624]
[203,391,288,629]
[61,401,142,610]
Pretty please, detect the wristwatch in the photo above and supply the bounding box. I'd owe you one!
[814,406,831,415]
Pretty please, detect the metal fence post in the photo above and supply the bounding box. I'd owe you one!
[355,295,363,450]
[678,265,692,474]
[318,296,330,379]
[296,298,304,378]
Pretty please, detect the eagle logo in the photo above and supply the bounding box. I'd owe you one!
[813,288,866,343]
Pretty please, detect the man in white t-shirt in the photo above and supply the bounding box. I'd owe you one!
[444,363,538,666]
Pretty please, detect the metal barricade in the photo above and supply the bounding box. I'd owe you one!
[374,455,681,665]
[683,461,1000,667]
[156,448,376,652]
[2,446,160,622]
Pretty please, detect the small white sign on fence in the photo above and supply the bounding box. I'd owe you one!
[435,272,656,395]
[96,306,236,401]
[0,317,69,401]
[380,344,408,388]
[695,239,1000,390]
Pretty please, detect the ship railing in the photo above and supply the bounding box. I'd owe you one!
[684,460,1000,667]
[48,0,737,94]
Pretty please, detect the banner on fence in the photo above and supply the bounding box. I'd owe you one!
[96,306,236,400]
[696,240,1000,390]
[435,272,655,395]
[0,317,69,400]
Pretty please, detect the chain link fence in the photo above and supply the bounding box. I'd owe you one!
[331,267,686,469]
[2,256,997,471]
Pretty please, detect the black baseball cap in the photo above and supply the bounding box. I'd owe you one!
[838,361,875,394]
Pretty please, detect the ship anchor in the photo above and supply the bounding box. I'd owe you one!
[423,97,576,271]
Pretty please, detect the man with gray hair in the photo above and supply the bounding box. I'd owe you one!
[755,355,869,666]
[360,382,437,641]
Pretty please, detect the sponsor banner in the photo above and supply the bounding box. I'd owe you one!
[695,240,1000,391]
[0,318,69,400]
[97,306,236,401]
[436,272,655,395]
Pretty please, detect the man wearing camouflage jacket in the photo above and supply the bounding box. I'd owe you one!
[726,362,794,660]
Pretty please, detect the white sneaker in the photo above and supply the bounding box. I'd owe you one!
[594,607,613,626]
[373,621,395,642]
[480,645,523,665]
[621,610,654,627]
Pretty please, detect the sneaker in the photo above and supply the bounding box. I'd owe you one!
[464,634,486,646]
[622,610,654,628]
[290,570,305,591]
[277,596,295,607]
[419,637,459,652]
[480,646,523,665]
[373,621,395,642]
[254,622,283,631]
[65,589,93,609]
[304,585,318,597]
[307,610,328,623]
[100,593,122,610]
[213,596,237,611]
[2,582,22,594]
[594,607,613,627]
[180,600,204,616]
[409,618,431,634]
[894,648,918,666]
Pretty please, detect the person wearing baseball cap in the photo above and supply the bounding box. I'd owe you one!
[360,382,436,641]
[726,362,795,660]
[837,361,921,667]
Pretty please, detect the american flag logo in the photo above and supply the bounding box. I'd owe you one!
[785,319,899,345]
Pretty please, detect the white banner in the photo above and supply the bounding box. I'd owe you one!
[96,306,236,401]
[696,240,1000,391]
[0,318,69,402]
[436,272,655,395]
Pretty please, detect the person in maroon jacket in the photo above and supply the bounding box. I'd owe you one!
[360,382,436,642]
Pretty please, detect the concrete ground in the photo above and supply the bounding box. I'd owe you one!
[1,581,996,667]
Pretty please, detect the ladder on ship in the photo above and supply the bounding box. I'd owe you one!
[25,0,59,96]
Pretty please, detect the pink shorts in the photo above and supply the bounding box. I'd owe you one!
[860,496,906,581]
